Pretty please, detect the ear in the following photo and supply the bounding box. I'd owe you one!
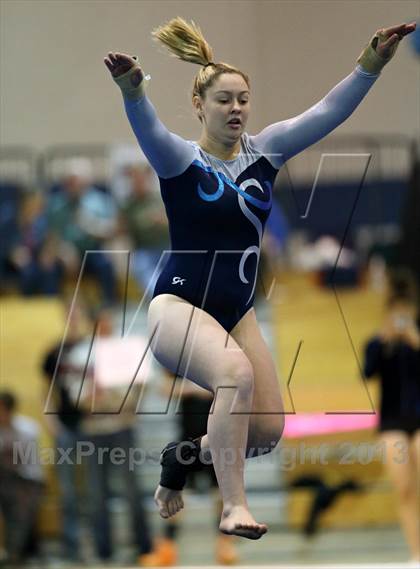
[192,95,203,118]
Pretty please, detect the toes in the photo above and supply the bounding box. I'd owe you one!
[176,497,184,510]
[236,524,257,532]
[154,486,184,519]
[235,528,260,540]
[232,523,268,539]
[168,499,181,517]
[155,498,170,519]
[159,506,170,519]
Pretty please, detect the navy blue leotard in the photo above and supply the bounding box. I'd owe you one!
[123,65,379,332]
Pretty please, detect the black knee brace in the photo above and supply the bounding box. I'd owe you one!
[159,437,209,491]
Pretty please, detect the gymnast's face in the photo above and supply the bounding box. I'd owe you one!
[195,73,250,145]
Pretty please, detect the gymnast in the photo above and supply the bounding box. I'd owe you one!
[104,17,416,540]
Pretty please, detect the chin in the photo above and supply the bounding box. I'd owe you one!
[227,129,243,141]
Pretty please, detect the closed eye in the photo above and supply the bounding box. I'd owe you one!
[218,99,248,105]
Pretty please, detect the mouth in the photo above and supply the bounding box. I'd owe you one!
[227,118,242,129]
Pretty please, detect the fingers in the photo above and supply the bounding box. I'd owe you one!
[382,33,400,50]
[104,52,118,71]
[103,57,113,71]
[399,22,416,37]
[381,23,406,38]
[104,51,139,80]
[104,51,135,68]
[381,22,417,39]
[114,52,136,64]
[107,52,117,64]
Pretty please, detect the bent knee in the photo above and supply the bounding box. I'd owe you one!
[263,412,285,440]
[264,417,285,451]
[222,358,254,396]
[249,416,285,455]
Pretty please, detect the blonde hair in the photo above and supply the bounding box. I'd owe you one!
[152,17,250,100]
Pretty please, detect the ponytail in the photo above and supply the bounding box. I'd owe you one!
[152,17,250,100]
[152,16,214,66]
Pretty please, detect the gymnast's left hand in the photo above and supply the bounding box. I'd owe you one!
[357,21,416,73]
[374,22,416,59]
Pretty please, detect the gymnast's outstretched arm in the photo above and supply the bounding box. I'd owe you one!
[104,52,195,179]
[250,22,416,168]
[249,65,378,167]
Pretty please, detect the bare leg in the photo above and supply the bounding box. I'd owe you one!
[194,308,285,537]
[148,295,267,539]
[381,431,420,561]
[199,307,285,462]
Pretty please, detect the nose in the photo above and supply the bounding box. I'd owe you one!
[231,99,241,113]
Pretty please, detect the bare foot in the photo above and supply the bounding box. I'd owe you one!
[219,505,268,540]
[154,484,184,519]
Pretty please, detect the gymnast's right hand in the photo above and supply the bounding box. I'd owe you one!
[104,51,146,100]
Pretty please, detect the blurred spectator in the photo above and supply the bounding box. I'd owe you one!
[46,158,118,306]
[8,192,63,296]
[0,391,44,566]
[68,309,162,566]
[0,182,23,293]
[119,163,169,297]
[399,156,420,289]
[363,269,420,564]
[42,302,88,563]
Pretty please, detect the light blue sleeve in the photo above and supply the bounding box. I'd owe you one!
[123,95,196,179]
[249,65,380,168]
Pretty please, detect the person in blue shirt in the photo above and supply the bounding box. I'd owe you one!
[105,17,416,539]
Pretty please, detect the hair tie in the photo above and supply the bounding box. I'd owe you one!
[203,62,215,69]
